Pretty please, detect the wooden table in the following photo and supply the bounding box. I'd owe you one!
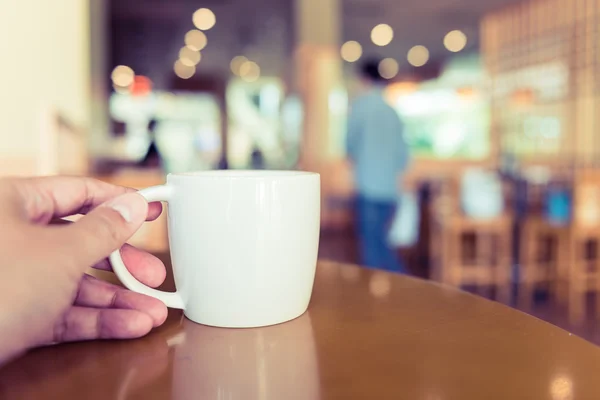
[1,259,600,399]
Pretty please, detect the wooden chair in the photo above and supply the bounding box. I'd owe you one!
[518,216,569,309]
[431,172,514,303]
[517,174,570,310]
[568,170,600,324]
[429,176,459,282]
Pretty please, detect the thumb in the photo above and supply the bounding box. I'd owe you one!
[62,192,149,268]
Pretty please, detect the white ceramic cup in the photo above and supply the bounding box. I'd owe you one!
[109,170,320,328]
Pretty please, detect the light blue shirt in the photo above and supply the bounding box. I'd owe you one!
[346,87,410,201]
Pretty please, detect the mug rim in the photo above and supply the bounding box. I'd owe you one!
[167,170,320,180]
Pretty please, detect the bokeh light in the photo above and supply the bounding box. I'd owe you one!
[340,266,361,282]
[378,58,399,79]
[444,30,467,52]
[341,41,362,62]
[179,46,201,66]
[407,45,430,67]
[174,60,195,79]
[193,8,216,31]
[230,56,248,76]
[371,24,394,46]
[239,60,260,82]
[130,75,152,96]
[385,81,419,104]
[184,30,207,51]
[111,65,134,87]
[369,272,392,298]
[550,376,573,400]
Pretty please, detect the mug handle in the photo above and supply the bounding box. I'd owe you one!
[109,185,184,309]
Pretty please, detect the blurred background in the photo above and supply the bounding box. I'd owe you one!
[3,0,600,343]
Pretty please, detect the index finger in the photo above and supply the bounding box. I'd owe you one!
[7,176,163,224]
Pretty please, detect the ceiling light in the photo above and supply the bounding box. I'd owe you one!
[239,61,260,82]
[185,30,207,51]
[444,30,467,52]
[174,60,195,79]
[378,58,399,79]
[230,56,248,76]
[371,24,393,47]
[341,41,362,62]
[407,45,429,67]
[179,46,201,66]
[111,65,134,87]
[193,8,216,31]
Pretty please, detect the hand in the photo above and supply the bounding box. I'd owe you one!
[0,177,168,364]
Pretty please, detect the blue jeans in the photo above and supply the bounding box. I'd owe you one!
[355,196,405,273]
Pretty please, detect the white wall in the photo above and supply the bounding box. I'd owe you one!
[89,0,110,156]
[0,0,91,175]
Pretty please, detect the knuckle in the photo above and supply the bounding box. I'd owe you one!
[53,316,68,344]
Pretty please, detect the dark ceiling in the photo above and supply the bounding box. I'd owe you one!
[109,0,525,88]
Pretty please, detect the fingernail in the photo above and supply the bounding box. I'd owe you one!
[111,203,132,223]
[105,193,145,223]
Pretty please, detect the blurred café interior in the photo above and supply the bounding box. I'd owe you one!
[3,0,600,344]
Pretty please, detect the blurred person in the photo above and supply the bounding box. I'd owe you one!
[0,177,168,365]
[139,119,162,168]
[250,146,266,169]
[346,59,410,273]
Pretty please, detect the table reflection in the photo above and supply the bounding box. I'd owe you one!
[551,375,573,400]
[170,313,319,400]
[369,272,392,299]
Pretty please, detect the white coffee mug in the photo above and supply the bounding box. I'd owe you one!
[109,170,320,328]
